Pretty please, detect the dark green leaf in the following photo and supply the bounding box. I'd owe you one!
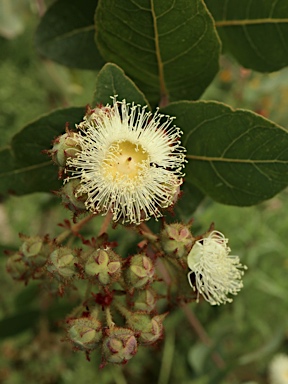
[205,0,288,72]
[14,284,40,310]
[95,0,220,106]
[173,181,205,222]
[162,101,288,206]
[0,107,85,196]
[93,63,150,107]
[0,309,40,338]
[0,302,74,339]
[35,0,104,69]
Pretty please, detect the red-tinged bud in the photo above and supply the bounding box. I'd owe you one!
[126,311,166,345]
[67,310,102,351]
[50,132,81,168]
[61,179,87,214]
[46,247,76,280]
[133,288,157,313]
[85,248,121,285]
[124,254,155,290]
[19,235,49,268]
[6,252,32,282]
[160,223,193,259]
[102,327,137,364]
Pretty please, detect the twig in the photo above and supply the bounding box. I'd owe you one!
[55,214,95,244]
[181,303,226,369]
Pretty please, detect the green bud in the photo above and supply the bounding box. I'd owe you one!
[102,327,137,364]
[51,132,81,168]
[61,179,87,214]
[6,252,31,282]
[124,254,155,290]
[126,312,166,345]
[85,248,121,285]
[47,247,76,279]
[160,223,193,258]
[133,288,157,312]
[19,235,48,268]
[67,311,102,351]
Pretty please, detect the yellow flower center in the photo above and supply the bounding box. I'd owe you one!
[103,140,149,180]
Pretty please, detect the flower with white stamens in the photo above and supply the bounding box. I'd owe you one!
[66,97,186,225]
[187,231,247,305]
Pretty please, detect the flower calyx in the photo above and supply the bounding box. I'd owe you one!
[84,248,121,285]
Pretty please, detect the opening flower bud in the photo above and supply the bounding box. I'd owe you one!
[124,254,155,289]
[126,312,166,345]
[67,312,102,351]
[160,223,193,259]
[6,252,32,282]
[133,288,157,312]
[51,132,81,168]
[19,235,48,268]
[47,247,76,279]
[85,248,121,285]
[61,179,87,214]
[102,327,137,364]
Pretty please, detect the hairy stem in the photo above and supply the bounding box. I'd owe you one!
[55,214,95,244]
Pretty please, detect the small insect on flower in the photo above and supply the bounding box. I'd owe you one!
[65,97,186,225]
[187,231,247,305]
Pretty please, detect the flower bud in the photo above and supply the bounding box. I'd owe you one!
[133,288,157,312]
[6,252,31,282]
[19,235,48,268]
[124,254,155,290]
[126,312,166,345]
[85,248,121,285]
[61,179,87,214]
[67,310,102,351]
[46,247,76,279]
[102,327,137,364]
[50,132,81,168]
[160,223,193,258]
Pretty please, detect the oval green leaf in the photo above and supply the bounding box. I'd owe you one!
[205,0,288,72]
[35,0,104,69]
[162,101,288,206]
[93,63,150,107]
[95,0,220,106]
[0,107,85,196]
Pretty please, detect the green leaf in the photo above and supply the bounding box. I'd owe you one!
[0,107,85,197]
[205,0,288,72]
[162,101,288,206]
[0,302,74,339]
[95,0,220,106]
[0,309,40,338]
[35,0,104,70]
[173,181,205,221]
[93,63,150,107]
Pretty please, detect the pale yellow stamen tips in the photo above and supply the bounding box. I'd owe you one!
[103,141,148,180]
[66,97,186,224]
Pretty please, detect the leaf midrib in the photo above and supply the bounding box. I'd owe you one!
[187,155,288,163]
[216,18,288,27]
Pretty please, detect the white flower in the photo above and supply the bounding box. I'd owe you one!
[187,231,247,305]
[269,354,288,384]
[66,97,186,224]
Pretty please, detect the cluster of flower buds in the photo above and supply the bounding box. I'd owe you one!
[6,233,168,365]
[6,219,247,364]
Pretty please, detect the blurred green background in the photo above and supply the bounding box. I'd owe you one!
[1,1,288,383]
